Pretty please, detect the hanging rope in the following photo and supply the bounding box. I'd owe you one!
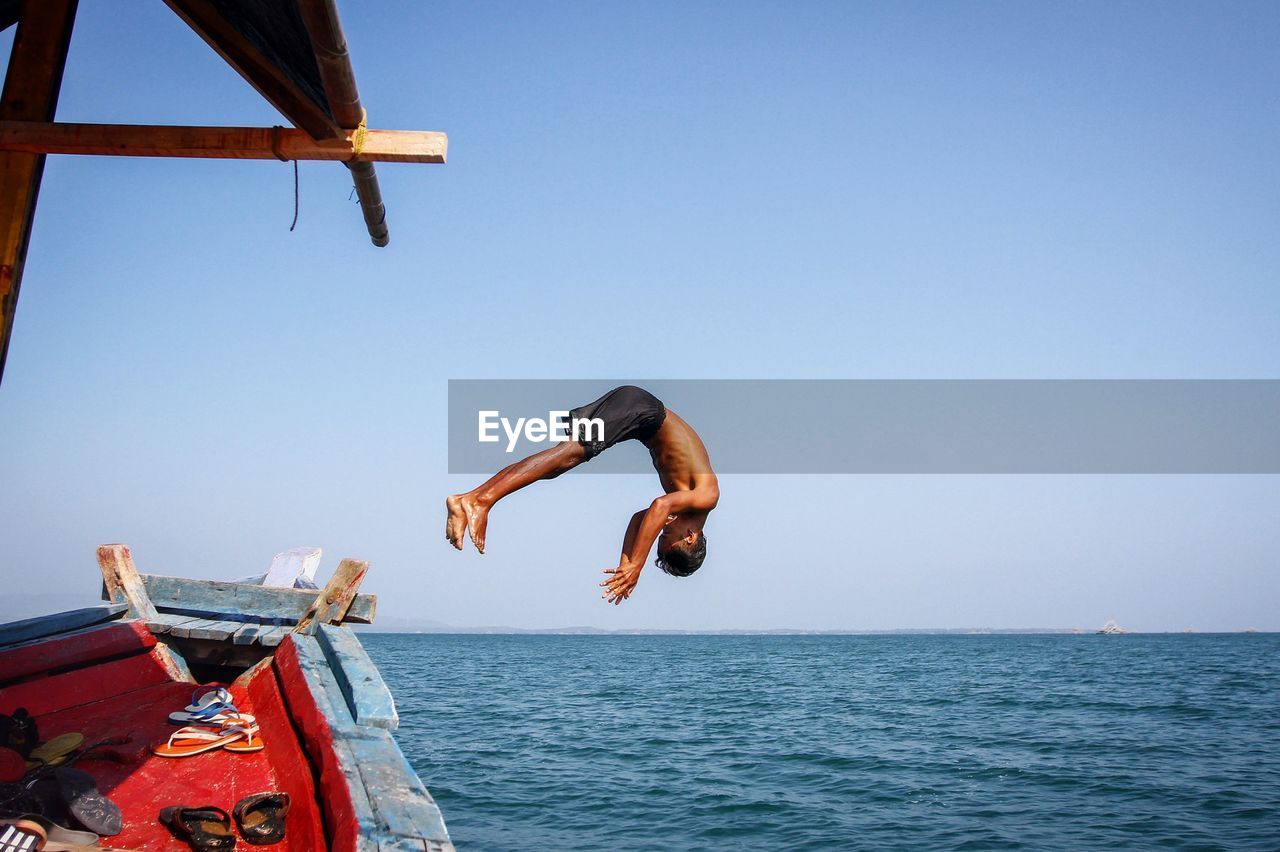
[290,159,299,232]
[270,126,300,232]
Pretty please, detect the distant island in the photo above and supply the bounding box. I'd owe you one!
[356,616,1275,635]
[361,616,1085,636]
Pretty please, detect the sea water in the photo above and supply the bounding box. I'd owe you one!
[363,634,1280,850]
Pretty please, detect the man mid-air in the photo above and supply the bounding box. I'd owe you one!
[446,386,718,604]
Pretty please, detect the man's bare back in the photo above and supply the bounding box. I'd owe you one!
[445,386,718,604]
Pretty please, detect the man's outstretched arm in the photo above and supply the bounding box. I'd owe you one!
[601,487,718,604]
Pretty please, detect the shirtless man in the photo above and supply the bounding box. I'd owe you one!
[445,386,718,604]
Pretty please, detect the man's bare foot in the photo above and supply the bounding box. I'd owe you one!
[445,493,489,553]
[445,495,468,550]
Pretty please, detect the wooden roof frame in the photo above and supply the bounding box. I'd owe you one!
[163,0,345,142]
[0,0,446,385]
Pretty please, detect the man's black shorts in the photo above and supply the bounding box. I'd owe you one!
[566,385,666,460]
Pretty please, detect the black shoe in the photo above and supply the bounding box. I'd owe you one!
[54,768,121,837]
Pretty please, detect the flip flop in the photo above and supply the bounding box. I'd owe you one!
[0,819,44,852]
[53,769,119,837]
[152,716,263,758]
[24,736,83,772]
[168,688,239,726]
[182,687,232,712]
[167,707,238,727]
[2,815,95,849]
[159,806,235,851]
[232,792,289,845]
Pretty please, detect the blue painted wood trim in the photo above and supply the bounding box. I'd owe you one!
[288,636,453,850]
[0,604,128,647]
[125,575,376,625]
[316,624,399,731]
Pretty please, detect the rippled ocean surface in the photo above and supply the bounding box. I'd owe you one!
[363,634,1280,850]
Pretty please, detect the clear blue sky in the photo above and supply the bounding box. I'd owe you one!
[2,1,1277,631]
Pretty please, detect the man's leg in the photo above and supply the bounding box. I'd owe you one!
[446,440,587,553]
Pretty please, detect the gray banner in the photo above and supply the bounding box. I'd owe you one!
[447,380,1280,474]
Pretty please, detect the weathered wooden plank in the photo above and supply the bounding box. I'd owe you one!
[231,659,329,851]
[281,633,358,731]
[0,647,176,716]
[274,636,453,849]
[257,625,290,647]
[347,733,452,845]
[152,639,195,683]
[0,121,448,164]
[162,618,207,639]
[274,635,371,849]
[317,624,398,730]
[232,622,268,646]
[0,620,151,684]
[295,558,369,635]
[98,544,160,620]
[299,557,373,629]
[0,0,77,384]
[181,618,241,642]
[144,613,208,636]
[0,603,127,648]
[139,574,376,624]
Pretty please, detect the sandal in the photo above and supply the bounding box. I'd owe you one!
[23,736,83,773]
[0,819,44,852]
[2,814,95,848]
[159,806,235,851]
[168,688,239,726]
[233,792,290,845]
[153,716,263,758]
[54,768,120,836]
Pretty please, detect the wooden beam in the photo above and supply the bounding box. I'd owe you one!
[162,0,342,141]
[0,0,77,386]
[97,543,160,621]
[294,558,369,635]
[0,120,447,164]
[137,573,377,625]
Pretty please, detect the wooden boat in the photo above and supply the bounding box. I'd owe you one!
[0,544,454,851]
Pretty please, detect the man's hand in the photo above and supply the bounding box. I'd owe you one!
[601,557,641,605]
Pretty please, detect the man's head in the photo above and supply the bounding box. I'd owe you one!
[655,519,707,577]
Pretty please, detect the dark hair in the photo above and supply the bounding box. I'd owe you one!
[655,533,707,577]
